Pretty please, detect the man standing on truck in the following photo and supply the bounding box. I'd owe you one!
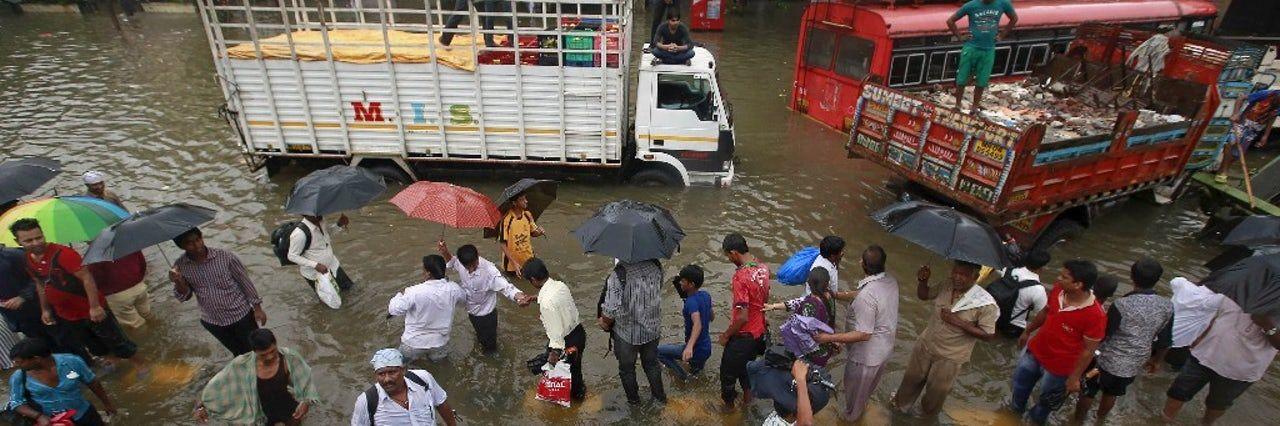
[652,10,696,66]
[947,0,1018,114]
[1217,89,1280,177]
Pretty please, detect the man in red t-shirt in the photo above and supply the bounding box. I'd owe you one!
[88,251,152,329]
[1010,259,1105,425]
[9,218,138,363]
[717,233,770,410]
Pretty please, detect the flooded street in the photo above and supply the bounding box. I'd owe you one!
[1,5,1277,425]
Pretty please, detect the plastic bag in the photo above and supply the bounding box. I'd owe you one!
[777,247,820,285]
[315,272,342,309]
[534,361,573,407]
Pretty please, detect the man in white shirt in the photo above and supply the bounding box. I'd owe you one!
[1164,277,1224,370]
[522,257,587,400]
[438,240,531,354]
[808,236,845,295]
[1004,250,1051,337]
[388,255,466,363]
[287,215,354,292]
[1163,297,1280,424]
[351,348,457,426]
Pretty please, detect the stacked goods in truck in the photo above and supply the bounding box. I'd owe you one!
[918,81,1186,142]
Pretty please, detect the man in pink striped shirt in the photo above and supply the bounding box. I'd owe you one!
[168,227,266,356]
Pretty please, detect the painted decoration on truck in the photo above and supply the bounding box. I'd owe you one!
[921,159,954,184]
[932,106,1020,204]
[887,143,917,168]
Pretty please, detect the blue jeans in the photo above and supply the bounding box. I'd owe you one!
[1010,350,1069,425]
[657,343,706,380]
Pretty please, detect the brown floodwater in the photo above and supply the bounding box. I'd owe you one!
[0,4,1275,425]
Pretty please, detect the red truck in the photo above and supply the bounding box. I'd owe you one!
[845,24,1227,251]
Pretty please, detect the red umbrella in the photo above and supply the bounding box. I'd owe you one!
[389,181,502,230]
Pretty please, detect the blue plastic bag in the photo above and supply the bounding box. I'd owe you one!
[777,247,820,286]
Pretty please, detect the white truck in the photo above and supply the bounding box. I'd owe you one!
[197,0,736,186]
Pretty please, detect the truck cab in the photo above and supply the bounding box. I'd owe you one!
[633,45,736,187]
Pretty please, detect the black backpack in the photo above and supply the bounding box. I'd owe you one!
[270,221,311,266]
[986,268,1041,336]
[363,371,429,425]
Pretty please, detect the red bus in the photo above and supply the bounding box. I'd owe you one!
[790,0,1219,133]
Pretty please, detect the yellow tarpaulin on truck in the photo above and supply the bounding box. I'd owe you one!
[225,29,501,72]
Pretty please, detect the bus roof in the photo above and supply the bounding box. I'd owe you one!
[870,0,1218,38]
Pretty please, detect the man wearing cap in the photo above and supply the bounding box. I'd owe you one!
[352,348,458,426]
[81,171,126,210]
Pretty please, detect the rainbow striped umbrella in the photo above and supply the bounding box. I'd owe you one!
[0,196,129,247]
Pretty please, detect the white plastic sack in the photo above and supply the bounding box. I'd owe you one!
[315,272,342,309]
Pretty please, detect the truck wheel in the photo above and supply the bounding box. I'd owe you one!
[630,168,681,187]
[364,163,413,185]
[1032,219,1085,253]
[263,157,287,177]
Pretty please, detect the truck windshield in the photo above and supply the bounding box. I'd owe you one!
[657,74,716,121]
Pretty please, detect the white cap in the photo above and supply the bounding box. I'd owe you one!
[83,171,106,185]
[370,348,404,371]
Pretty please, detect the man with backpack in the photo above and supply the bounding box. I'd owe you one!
[988,250,1051,339]
[10,218,137,366]
[281,214,354,293]
[351,348,457,426]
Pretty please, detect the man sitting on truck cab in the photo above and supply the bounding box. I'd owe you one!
[652,10,695,66]
[947,0,1018,115]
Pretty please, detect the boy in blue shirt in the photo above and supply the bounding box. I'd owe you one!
[658,265,713,380]
[947,0,1018,114]
[7,337,117,425]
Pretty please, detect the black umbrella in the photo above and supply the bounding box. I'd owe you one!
[284,165,386,216]
[485,179,558,239]
[1202,253,1280,317]
[0,157,61,205]
[572,200,684,263]
[496,178,558,217]
[871,200,1011,268]
[83,203,217,264]
[1223,215,1280,248]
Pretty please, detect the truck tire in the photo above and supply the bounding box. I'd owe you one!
[1032,219,1085,253]
[364,163,412,185]
[630,168,681,187]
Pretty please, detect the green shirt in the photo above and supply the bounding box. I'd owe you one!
[200,347,321,425]
[953,0,1015,50]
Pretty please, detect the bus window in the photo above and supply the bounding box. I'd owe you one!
[834,36,875,79]
[1012,44,1049,74]
[805,28,838,70]
[991,46,1011,77]
[888,53,926,87]
[926,50,960,82]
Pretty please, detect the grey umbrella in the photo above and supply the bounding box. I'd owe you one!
[0,157,61,205]
[1202,253,1280,317]
[284,165,386,216]
[1223,215,1280,248]
[572,200,684,263]
[871,200,1011,268]
[83,203,217,264]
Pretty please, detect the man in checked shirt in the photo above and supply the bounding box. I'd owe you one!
[168,227,267,356]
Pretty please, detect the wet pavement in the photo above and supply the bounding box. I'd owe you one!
[1,4,1277,425]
